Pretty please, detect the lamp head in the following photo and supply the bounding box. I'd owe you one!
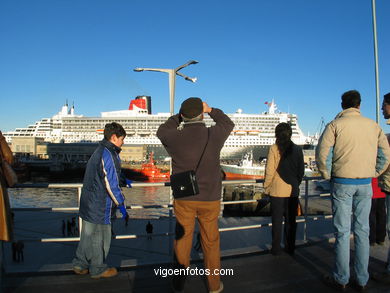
[185,76,197,83]
[133,68,144,72]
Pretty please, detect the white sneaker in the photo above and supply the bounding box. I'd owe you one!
[209,281,223,293]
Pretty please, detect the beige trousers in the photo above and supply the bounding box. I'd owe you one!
[174,199,221,291]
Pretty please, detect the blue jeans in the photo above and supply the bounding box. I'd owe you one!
[331,182,372,286]
[72,219,112,276]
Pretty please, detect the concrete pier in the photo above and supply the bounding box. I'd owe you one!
[1,210,390,292]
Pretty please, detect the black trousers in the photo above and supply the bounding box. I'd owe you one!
[369,197,386,244]
[270,196,298,254]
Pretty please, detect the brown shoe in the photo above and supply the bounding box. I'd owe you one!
[209,281,223,293]
[91,267,118,279]
[73,266,88,275]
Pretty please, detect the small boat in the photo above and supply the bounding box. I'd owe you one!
[221,151,316,180]
[221,151,265,179]
[123,152,169,181]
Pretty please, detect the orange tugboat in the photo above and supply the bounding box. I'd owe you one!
[123,152,169,181]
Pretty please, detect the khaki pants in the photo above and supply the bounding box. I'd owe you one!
[174,200,221,291]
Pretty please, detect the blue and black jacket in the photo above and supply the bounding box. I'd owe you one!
[79,139,125,225]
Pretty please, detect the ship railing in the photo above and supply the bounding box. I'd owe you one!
[7,176,331,246]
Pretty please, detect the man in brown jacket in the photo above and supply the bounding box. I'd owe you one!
[157,97,234,293]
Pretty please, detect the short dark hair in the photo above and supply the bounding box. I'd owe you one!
[341,90,361,109]
[275,122,292,155]
[104,122,126,140]
[384,92,390,104]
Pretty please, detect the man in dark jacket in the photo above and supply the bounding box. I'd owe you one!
[377,92,390,280]
[72,122,129,279]
[157,97,234,293]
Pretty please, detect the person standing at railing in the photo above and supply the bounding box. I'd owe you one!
[146,221,153,240]
[0,130,14,242]
[369,178,386,246]
[72,122,130,279]
[263,123,304,256]
[316,90,390,291]
[377,92,390,281]
[157,98,234,293]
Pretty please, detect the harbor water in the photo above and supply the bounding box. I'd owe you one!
[8,179,327,219]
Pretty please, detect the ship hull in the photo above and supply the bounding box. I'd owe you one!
[223,171,264,180]
[147,144,272,161]
[122,167,168,182]
[5,99,317,161]
[221,164,265,179]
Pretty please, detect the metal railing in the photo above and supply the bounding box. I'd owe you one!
[8,177,332,244]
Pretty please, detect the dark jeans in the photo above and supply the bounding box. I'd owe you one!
[270,196,298,255]
[369,197,386,244]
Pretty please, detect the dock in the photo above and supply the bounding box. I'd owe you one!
[2,209,390,292]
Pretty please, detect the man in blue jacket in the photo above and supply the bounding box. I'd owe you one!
[72,122,129,279]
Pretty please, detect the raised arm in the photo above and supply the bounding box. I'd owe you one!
[205,102,234,140]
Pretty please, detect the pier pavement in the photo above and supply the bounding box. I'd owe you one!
[1,210,390,292]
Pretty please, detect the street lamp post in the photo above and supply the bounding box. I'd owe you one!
[371,0,380,123]
[134,60,198,115]
[134,61,198,256]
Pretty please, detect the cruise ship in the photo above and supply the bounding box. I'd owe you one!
[4,96,315,159]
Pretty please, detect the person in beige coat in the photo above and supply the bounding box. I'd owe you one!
[316,90,390,290]
[264,123,304,256]
[0,130,14,242]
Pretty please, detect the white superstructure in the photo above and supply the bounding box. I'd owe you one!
[4,98,315,158]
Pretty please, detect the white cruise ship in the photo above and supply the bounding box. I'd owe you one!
[4,96,315,159]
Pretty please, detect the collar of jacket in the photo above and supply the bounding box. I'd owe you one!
[334,107,361,119]
[100,139,122,154]
[183,121,206,128]
[177,121,206,130]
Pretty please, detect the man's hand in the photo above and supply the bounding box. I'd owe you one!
[125,178,133,188]
[203,102,212,113]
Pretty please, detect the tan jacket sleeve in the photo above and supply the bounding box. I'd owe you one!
[315,122,335,180]
[378,134,390,191]
[0,134,13,165]
[264,145,277,194]
[376,129,390,177]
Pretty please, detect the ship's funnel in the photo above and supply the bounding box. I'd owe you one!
[129,96,152,114]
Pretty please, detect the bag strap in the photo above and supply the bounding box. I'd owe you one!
[195,128,210,172]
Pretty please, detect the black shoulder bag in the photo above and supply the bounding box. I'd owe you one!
[170,129,209,199]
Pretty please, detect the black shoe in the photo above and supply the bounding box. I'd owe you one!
[323,275,347,291]
[352,281,366,292]
[171,280,184,293]
[356,285,366,292]
[284,247,295,256]
[271,247,282,256]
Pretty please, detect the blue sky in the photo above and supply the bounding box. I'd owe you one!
[1,0,389,135]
